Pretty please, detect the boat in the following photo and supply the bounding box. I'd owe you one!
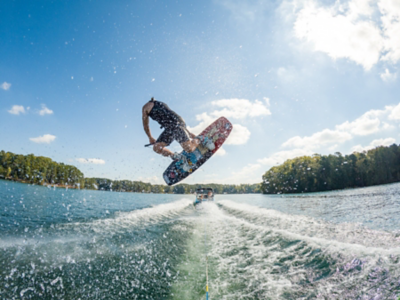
[194,188,214,206]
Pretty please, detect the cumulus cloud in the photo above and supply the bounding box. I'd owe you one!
[282,129,352,149]
[294,0,383,70]
[29,134,56,144]
[8,105,26,115]
[388,103,400,120]
[258,148,314,166]
[335,109,385,136]
[215,147,226,156]
[282,104,396,151]
[76,158,105,164]
[209,98,271,119]
[1,82,11,90]
[352,137,396,152]
[293,0,400,71]
[187,98,271,146]
[233,102,399,184]
[379,0,400,63]
[188,113,216,134]
[225,124,251,145]
[38,104,54,116]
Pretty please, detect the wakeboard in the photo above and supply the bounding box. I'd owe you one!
[163,117,233,185]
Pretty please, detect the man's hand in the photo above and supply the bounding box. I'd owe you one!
[149,137,156,144]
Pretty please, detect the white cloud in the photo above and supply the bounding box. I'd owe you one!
[8,105,26,115]
[282,129,352,149]
[336,105,395,135]
[380,68,397,81]
[76,158,105,164]
[370,137,396,147]
[352,137,396,152]
[188,114,251,146]
[1,82,11,90]
[282,104,396,151]
[293,0,400,71]
[388,103,400,120]
[188,112,216,134]
[225,124,251,145]
[379,0,400,63]
[215,146,226,156]
[209,98,271,119]
[230,102,399,184]
[29,134,56,144]
[294,0,383,70]
[187,98,270,146]
[382,122,394,130]
[335,112,382,136]
[258,148,314,167]
[38,104,53,116]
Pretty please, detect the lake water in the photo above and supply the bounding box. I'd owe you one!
[1,180,400,299]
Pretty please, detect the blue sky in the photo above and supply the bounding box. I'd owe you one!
[1,0,400,185]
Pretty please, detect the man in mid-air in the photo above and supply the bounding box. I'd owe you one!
[142,98,214,161]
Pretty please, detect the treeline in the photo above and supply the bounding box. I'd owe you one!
[0,150,260,194]
[84,178,260,194]
[261,144,400,194]
[0,150,84,187]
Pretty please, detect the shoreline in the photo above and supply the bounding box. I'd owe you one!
[0,177,79,189]
[2,176,398,196]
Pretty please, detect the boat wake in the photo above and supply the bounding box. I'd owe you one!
[198,200,400,299]
[1,196,399,299]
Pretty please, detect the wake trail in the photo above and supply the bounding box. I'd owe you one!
[197,200,400,299]
[218,200,400,251]
[0,198,196,299]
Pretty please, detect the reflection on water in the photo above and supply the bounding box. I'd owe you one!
[0,181,399,299]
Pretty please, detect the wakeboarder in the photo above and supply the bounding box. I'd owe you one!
[142,98,214,161]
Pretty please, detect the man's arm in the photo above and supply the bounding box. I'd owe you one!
[142,104,156,144]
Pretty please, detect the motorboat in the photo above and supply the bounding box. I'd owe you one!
[194,188,214,206]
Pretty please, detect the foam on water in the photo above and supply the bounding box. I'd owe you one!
[218,200,400,250]
[201,200,400,299]
[0,198,195,299]
[1,180,400,299]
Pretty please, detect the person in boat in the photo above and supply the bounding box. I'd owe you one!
[207,190,213,200]
[142,97,214,161]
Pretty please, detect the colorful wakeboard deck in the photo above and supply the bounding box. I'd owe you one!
[163,117,233,185]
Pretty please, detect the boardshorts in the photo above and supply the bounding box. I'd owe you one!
[156,124,190,146]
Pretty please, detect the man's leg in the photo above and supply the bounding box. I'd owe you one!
[153,129,174,157]
[181,139,200,153]
[153,142,174,157]
[174,125,201,153]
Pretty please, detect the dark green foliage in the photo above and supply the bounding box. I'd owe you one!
[261,144,400,194]
[0,150,260,194]
[83,178,261,194]
[0,150,84,188]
